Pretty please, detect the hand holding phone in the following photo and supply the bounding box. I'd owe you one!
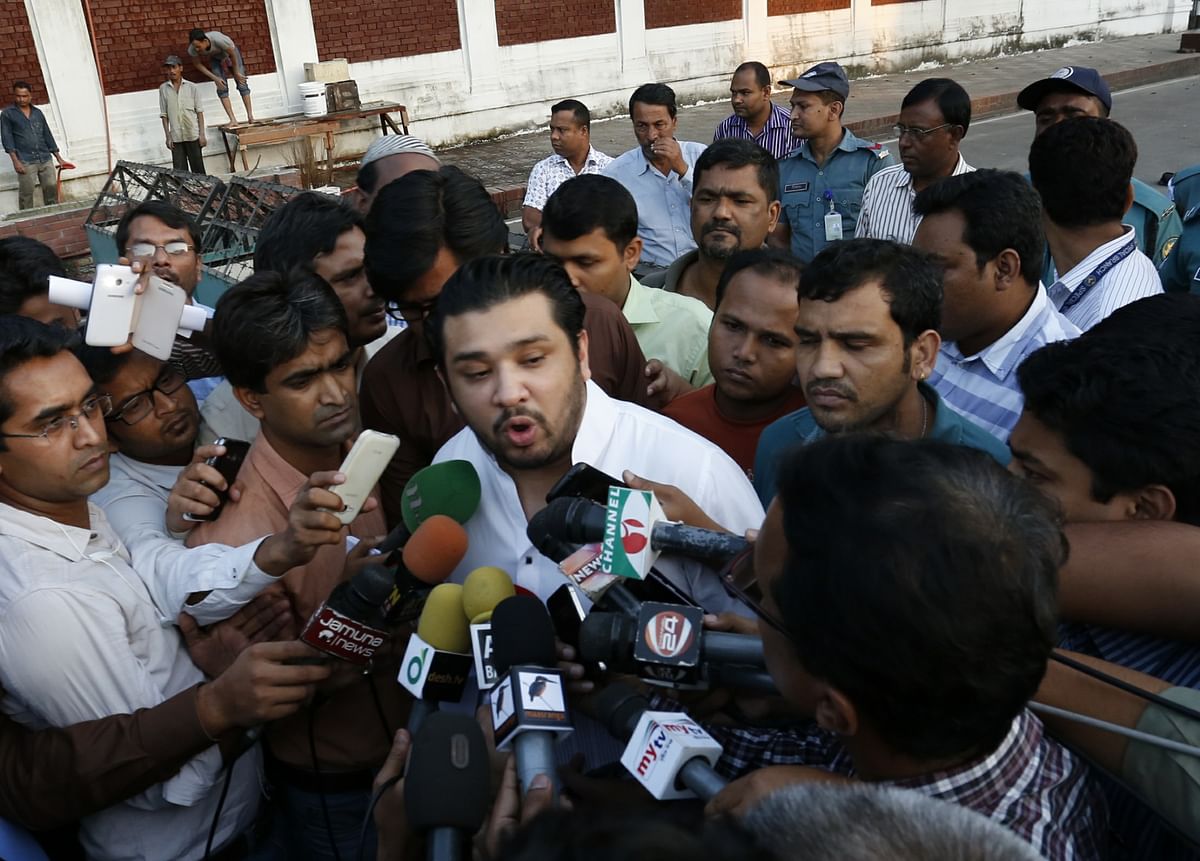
[180,438,252,523]
[330,430,399,525]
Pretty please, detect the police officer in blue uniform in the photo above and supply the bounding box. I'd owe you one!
[770,62,894,263]
[1017,66,1182,282]
[1159,164,1200,294]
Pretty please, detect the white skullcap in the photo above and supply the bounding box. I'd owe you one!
[360,134,439,167]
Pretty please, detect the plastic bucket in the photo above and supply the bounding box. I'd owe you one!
[299,81,326,117]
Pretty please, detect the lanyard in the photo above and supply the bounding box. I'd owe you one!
[1060,236,1137,312]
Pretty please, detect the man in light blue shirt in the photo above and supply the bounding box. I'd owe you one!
[913,169,1079,440]
[602,83,706,268]
[770,62,893,262]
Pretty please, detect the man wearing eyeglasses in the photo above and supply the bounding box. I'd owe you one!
[855,78,975,245]
[0,317,264,859]
[114,201,221,390]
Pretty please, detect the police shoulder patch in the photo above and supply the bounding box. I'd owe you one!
[1161,236,1179,261]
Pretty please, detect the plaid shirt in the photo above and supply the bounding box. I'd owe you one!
[705,709,1107,861]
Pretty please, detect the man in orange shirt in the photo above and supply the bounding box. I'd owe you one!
[664,248,805,478]
[186,269,401,859]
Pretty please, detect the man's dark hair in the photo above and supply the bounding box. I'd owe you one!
[734,61,771,89]
[254,192,363,275]
[74,343,132,389]
[188,28,207,42]
[212,269,349,392]
[902,78,971,134]
[913,169,1044,287]
[541,174,638,250]
[715,248,803,310]
[364,166,507,303]
[551,99,590,129]
[0,316,77,451]
[12,81,31,93]
[774,435,1062,761]
[1029,116,1136,227]
[428,253,584,366]
[0,236,67,313]
[629,83,678,119]
[1018,294,1200,526]
[115,200,202,256]
[799,239,941,345]
[693,138,780,202]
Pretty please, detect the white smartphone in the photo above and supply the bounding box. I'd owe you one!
[130,276,187,361]
[332,430,399,525]
[85,265,139,347]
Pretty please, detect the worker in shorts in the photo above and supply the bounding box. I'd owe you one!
[188,28,254,126]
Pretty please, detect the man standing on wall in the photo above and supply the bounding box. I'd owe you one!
[159,56,206,174]
[1,81,70,210]
[187,28,254,126]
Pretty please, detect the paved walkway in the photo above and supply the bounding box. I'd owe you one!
[437,31,1200,193]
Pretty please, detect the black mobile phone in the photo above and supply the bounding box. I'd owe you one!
[183,437,251,522]
[546,462,628,505]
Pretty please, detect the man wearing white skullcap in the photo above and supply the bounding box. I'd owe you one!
[354,134,440,211]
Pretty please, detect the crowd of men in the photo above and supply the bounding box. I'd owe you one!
[0,53,1198,861]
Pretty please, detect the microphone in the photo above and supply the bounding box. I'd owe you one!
[540,495,748,579]
[378,460,482,559]
[579,605,772,692]
[595,683,727,802]
[400,583,473,734]
[298,563,392,664]
[489,595,573,800]
[462,566,515,691]
[383,515,469,624]
[404,711,491,861]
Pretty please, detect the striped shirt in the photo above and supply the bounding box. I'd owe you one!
[705,709,1107,861]
[1047,226,1163,331]
[855,154,975,245]
[929,284,1080,440]
[522,146,613,211]
[713,103,795,160]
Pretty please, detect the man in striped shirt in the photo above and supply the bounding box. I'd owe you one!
[713,62,794,160]
[1010,297,1200,855]
[1030,117,1162,330]
[856,78,975,245]
[705,435,1106,861]
[913,170,1079,440]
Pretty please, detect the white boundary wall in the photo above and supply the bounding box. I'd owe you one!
[7,0,1191,213]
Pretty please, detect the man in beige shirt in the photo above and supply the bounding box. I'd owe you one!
[159,55,205,173]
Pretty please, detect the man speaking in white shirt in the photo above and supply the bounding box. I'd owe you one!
[429,253,764,612]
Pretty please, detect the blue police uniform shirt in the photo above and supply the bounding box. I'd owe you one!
[777,128,893,263]
[1158,163,1200,295]
[751,382,1009,505]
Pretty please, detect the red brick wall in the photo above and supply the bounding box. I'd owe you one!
[768,0,851,14]
[495,0,615,46]
[85,1,276,95]
[0,7,47,99]
[0,206,92,260]
[645,0,741,29]
[312,0,461,62]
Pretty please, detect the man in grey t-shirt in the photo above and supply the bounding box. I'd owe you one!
[187,28,253,126]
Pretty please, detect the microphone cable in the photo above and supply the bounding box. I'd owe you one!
[307,694,345,861]
[1049,650,1200,723]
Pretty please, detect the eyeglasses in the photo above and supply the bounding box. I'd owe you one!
[106,365,187,426]
[385,296,438,324]
[127,240,195,259]
[892,122,956,139]
[718,546,789,636]
[0,394,113,443]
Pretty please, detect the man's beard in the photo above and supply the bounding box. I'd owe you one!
[700,220,742,260]
[473,372,587,472]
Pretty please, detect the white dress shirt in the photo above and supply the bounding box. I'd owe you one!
[855,154,976,245]
[91,453,280,624]
[434,379,765,613]
[1047,225,1163,331]
[0,502,259,861]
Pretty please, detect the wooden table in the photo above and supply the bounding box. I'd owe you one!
[217,101,411,172]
